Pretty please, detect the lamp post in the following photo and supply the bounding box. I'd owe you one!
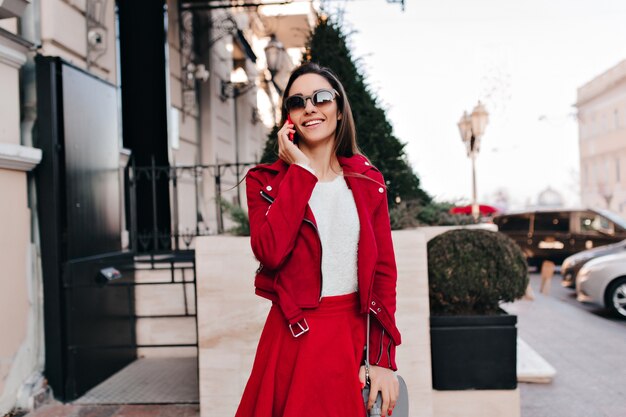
[457,101,489,221]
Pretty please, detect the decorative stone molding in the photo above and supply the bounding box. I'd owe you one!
[0,27,32,69]
[0,143,42,171]
[0,0,30,19]
[0,42,26,68]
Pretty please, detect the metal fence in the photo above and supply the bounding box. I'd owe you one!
[126,157,258,254]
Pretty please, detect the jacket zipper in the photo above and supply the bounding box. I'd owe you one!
[374,329,385,365]
[260,190,274,204]
[260,190,324,301]
[303,218,324,301]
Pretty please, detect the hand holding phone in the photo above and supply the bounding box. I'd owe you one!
[286,115,295,142]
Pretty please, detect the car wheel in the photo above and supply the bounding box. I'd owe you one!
[562,272,576,289]
[605,277,626,319]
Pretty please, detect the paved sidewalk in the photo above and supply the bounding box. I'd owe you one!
[21,404,199,417]
[505,273,626,417]
[23,228,519,417]
[195,230,437,417]
[196,229,519,417]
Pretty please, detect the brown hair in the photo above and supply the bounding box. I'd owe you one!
[281,62,362,159]
[232,63,385,191]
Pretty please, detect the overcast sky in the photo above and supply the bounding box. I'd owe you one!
[333,0,626,209]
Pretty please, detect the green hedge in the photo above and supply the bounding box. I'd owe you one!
[219,198,250,236]
[427,229,528,315]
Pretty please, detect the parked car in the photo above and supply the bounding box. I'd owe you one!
[493,208,626,267]
[561,239,626,288]
[576,252,626,319]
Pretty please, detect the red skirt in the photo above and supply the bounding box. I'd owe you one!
[235,292,367,417]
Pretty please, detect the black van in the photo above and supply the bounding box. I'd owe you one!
[493,208,626,266]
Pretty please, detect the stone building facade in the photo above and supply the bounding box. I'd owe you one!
[577,59,626,217]
[0,0,315,413]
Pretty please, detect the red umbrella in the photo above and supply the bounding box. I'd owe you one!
[449,204,499,215]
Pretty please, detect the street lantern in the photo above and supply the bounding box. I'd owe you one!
[457,111,472,151]
[457,101,489,221]
[470,101,489,139]
[264,34,283,75]
[264,34,286,95]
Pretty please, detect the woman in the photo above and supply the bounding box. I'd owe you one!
[236,62,401,417]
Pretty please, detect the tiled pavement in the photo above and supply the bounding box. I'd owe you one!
[74,358,198,405]
[20,404,199,417]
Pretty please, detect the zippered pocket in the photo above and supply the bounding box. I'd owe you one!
[260,190,274,203]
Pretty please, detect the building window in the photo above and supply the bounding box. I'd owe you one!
[615,109,620,130]
[617,157,621,182]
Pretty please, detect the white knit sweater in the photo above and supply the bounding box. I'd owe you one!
[308,175,360,297]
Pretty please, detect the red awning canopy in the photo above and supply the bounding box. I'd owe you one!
[449,204,499,215]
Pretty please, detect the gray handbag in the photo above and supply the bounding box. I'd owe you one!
[362,314,409,417]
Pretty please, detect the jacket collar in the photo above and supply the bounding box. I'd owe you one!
[338,155,374,175]
[258,154,374,175]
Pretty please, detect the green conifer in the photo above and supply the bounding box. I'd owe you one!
[261,16,431,206]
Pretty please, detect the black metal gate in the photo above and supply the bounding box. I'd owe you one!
[35,56,137,401]
[35,55,258,402]
[62,254,136,398]
[127,160,257,253]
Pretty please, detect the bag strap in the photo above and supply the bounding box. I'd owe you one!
[364,313,371,384]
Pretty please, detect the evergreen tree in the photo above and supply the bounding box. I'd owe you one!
[261,16,431,206]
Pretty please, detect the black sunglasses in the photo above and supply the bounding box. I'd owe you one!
[284,89,340,112]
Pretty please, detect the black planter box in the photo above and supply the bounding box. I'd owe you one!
[430,313,517,390]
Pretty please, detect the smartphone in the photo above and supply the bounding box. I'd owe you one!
[286,115,295,142]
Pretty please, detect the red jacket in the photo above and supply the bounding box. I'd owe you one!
[245,154,401,370]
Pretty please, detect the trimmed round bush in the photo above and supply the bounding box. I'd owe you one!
[428,229,528,315]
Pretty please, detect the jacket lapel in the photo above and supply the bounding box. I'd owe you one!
[341,164,378,312]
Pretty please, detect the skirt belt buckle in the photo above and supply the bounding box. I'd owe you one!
[289,318,309,337]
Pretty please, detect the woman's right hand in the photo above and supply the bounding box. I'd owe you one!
[277,120,310,166]
[359,365,399,417]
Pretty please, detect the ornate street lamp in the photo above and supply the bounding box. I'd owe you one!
[457,101,489,221]
[264,34,287,95]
